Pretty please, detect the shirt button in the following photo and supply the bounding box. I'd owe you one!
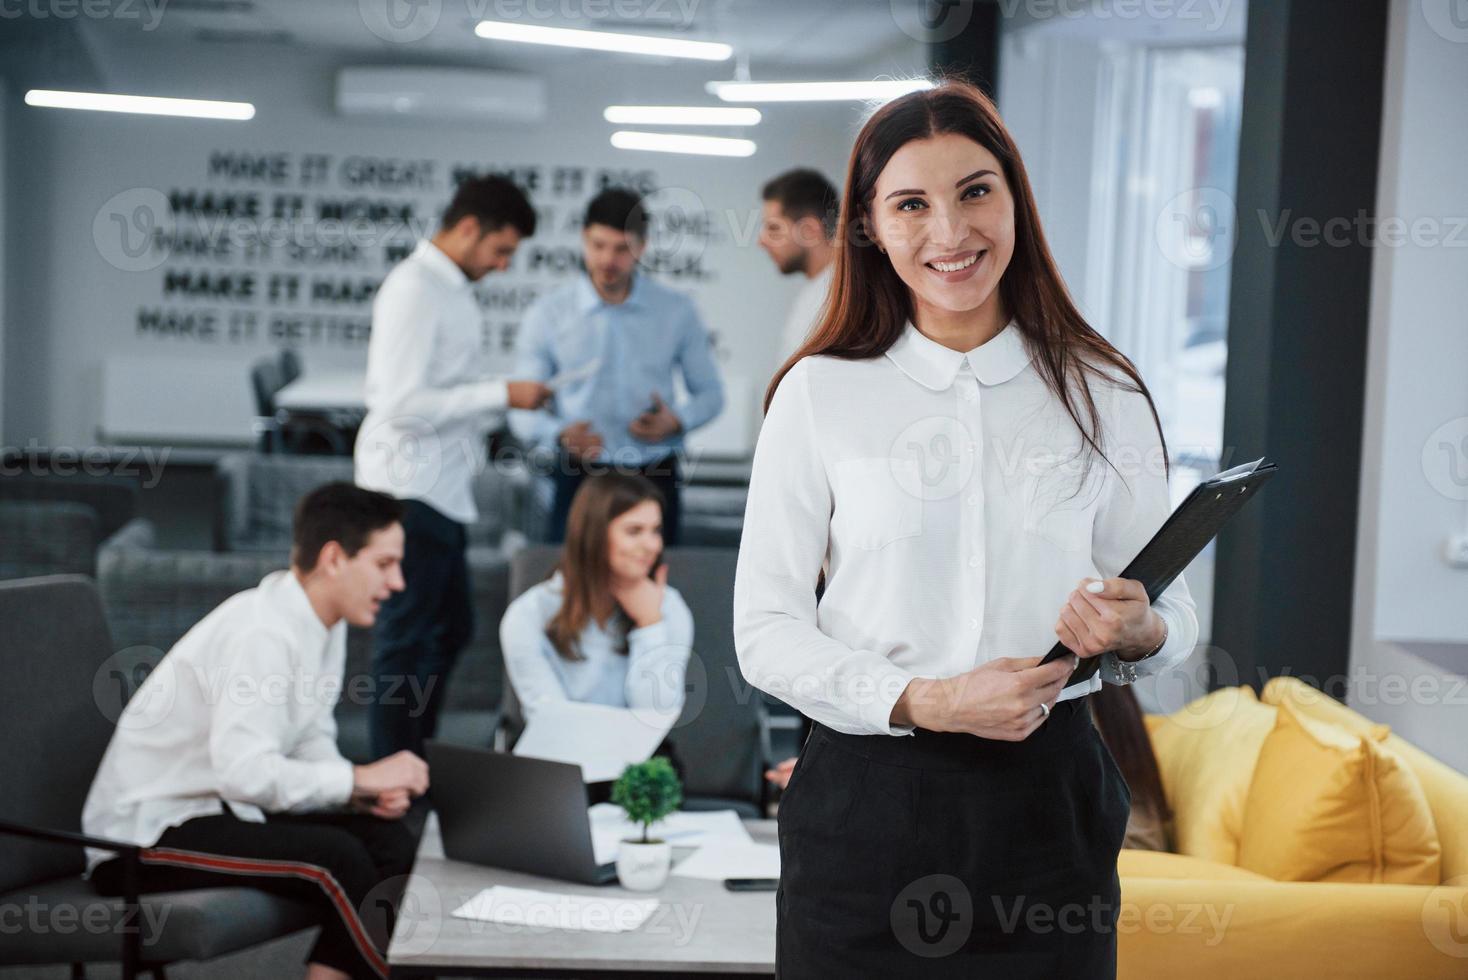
[968,556,980,568]
[966,494,979,506]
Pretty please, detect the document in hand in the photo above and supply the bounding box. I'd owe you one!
[1044,456,1278,685]
[511,701,681,783]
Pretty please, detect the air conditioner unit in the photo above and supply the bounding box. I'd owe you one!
[335,67,547,123]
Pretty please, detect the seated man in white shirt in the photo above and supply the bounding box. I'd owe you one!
[84,483,426,980]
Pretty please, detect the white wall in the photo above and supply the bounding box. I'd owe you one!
[1347,0,1468,771]
[5,39,895,451]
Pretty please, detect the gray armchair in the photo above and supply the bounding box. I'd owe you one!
[0,501,100,580]
[0,575,315,980]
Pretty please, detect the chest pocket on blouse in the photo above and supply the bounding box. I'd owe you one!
[832,457,923,551]
[1022,450,1104,553]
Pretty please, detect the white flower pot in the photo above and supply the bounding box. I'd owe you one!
[616,839,672,891]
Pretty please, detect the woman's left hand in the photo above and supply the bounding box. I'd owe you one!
[1054,577,1164,660]
[612,562,668,628]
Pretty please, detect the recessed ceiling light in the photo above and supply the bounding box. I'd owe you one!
[475,20,732,61]
[610,131,756,157]
[24,89,256,120]
[705,79,934,103]
[603,105,761,126]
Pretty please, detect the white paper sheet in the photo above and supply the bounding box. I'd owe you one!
[512,701,680,783]
[587,804,753,865]
[670,841,781,881]
[546,358,602,391]
[451,885,658,933]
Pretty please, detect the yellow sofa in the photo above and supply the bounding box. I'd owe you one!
[1118,678,1468,978]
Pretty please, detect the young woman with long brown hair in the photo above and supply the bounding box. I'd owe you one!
[733,79,1198,977]
[500,473,691,719]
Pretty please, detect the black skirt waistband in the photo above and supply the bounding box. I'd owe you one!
[811,695,1095,772]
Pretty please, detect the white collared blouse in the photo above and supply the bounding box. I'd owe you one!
[733,320,1198,737]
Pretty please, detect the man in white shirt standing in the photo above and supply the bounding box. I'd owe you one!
[759,168,839,368]
[355,175,550,762]
[84,484,427,980]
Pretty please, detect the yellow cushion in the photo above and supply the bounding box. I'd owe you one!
[1238,699,1442,884]
[1147,686,1278,866]
[1118,848,1272,882]
[1262,675,1468,880]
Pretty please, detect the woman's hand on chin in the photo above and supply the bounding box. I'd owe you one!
[611,562,668,628]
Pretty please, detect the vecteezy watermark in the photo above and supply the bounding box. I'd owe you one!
[1,441,171,489]
[1421,416,1468,502]
[359,0,702,43]
[358,0,442,43]
[1420,0,1468,43]
[0,0,168,31]
[1421,875,1468,958]
[1156,187,1468,270]
[892,874,974,957]
[0,895,173,940]
[1155,186,1238,272]
[992,0,1234,32]
[892,0,976,44]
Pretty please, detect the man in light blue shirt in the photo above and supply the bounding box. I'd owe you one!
[509,189,725,543]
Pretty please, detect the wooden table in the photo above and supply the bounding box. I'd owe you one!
[388,814,777,977]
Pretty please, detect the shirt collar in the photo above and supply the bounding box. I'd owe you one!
[575,272,645,314]
[265,569,331,644]
[413,239,472,290]
[885,318,1032,389]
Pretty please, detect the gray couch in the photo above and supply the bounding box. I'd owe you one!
[0,501,100,580]
[97,452,546,762]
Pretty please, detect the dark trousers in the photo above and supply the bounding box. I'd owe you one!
[776,696,1130,979]
[93,808,417,979]
[370,498,472,762]
[548,452,682,546]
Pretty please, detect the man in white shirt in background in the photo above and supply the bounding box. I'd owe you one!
[355,175,550,763]
[758,168,839,368]
[84,484,426,980]
[756,169,838,790]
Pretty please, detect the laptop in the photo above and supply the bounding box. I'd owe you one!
[425,740,617,885]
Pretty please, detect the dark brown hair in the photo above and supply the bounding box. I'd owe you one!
[291,482,403,573]
[441,174,537,237]
[1089,682,1173,828]
[765,79,1167,479]
[762,167,840,238]
[545,473,666,661]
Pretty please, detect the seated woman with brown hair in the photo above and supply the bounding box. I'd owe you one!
[1089,681,1173,851]
[499,471,693,721]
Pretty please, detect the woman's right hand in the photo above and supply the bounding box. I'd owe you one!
[890,655,1077,740]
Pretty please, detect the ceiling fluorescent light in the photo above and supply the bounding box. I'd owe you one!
[475,20,731,61]
[24,89,255,120]
[610,131,755,157]
[603,105,760,126]
[706,79,934,103]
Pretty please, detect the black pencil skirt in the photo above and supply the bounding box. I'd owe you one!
[776,695,1130,979]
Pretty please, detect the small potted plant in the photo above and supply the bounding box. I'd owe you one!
[611,756,683,891]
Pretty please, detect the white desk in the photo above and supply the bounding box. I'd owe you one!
[389,814,777,977]
[274,370,366,412]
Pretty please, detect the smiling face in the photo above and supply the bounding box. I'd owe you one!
[867,132,1015,329]
[604,499,663,582]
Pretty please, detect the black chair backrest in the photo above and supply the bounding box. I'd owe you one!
[250,359,285,417]
[504,545,763,806]
[0,576,122,892]
[278,348,303,386]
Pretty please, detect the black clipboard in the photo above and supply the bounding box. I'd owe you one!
[1042,457,1278,686]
